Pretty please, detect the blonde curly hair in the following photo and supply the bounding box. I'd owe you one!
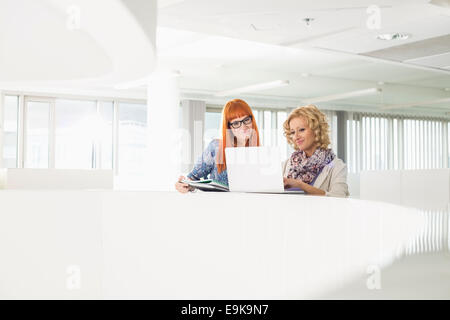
[283,105,331,150]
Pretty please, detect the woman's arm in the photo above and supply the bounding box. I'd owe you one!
[324,162,349,198]
[186,140,216,181]
[283,178,326,196]
[283,159,326,196]
[175,140,217,193]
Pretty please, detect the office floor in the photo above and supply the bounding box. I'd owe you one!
[320,251,450,299]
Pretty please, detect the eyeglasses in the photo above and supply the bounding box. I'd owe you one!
[229,116,252,129]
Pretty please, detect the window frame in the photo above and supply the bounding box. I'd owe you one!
[23,96,55,168]
[0,93,21,168]
[0,91,146,174]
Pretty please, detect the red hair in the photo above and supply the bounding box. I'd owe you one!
[217,99,260,173]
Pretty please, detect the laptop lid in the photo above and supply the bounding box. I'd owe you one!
[225,146,284,193]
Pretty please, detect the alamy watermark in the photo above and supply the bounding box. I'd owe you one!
[66,265,81,290]
[366,5,381,30]
[66,5,81,31]
[366,264,382,290]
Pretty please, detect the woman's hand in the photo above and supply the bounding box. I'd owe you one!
[283,177,326,196]
[283,177,302,189]
[175,176,193,194]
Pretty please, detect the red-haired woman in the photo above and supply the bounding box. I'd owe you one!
[175,99,261,193]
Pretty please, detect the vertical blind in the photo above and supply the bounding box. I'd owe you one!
[346,112,450,173]
[322,110,338,155]
[403,208,450,256]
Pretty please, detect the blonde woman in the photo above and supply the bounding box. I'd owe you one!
[282,105,349,197]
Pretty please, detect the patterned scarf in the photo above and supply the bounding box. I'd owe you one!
[287,148,336,185]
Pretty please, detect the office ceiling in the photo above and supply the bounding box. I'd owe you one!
[156,0,450,115]
[0,0,448,116]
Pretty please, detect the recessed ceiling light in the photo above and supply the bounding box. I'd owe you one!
[376,33,411,41]
[302,18,315,27]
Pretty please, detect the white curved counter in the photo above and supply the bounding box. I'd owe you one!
[0,191,423,299]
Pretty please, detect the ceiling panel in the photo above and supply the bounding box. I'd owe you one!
[405,52,450,68]
[157,21,450,115]
[363,34,450,62]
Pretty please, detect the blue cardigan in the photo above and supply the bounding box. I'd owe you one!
[187,139,229,186]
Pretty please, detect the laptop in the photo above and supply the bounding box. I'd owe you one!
[225,146,305,194]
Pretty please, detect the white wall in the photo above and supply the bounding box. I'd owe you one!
[360,169,450,211]
[0,190,423,299]
[360,169,450,255]
[347,172,360,199]
[0,169,113,190]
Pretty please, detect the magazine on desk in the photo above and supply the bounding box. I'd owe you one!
[182,179,229,192]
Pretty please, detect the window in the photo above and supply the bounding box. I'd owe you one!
[2,96,19,168]
[277,111,288,159]
[322,110,338,155]
[118,102,147,176]
[447,120,450,167]
[55,99,97,169]
[204,110,222,147]
[98,102,114,170]
[1,94,146,174]
[25,100,50,168]
[347,112,449,173]
[54,99,114,170]
[263,111,272,146]
[259,110,293,160]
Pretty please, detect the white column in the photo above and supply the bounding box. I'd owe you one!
[180,100,206,174]
[145,74,181,191]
